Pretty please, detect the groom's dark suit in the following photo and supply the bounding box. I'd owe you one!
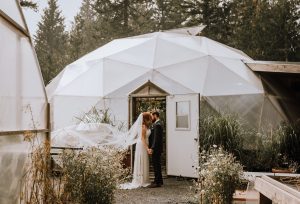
[149,119,163,185]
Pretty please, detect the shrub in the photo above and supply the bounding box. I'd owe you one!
[196,146,243,204]
[61,147,129,204]
[240,132,281,172]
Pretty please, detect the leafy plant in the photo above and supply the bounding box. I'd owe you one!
[196,146,243,204]
[200,111,243,158]
[277,121,300,165]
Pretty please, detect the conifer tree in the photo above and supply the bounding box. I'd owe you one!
[34,0,69,85]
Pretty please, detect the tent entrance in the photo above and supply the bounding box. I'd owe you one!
[129,81,168,179]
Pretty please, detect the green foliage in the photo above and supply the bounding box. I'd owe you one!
[277,120,300,166]
[242,121,300,172]
[34,0,70,85]
[20,0,38,11]
[230,0,300,61]
[196,146,243,204]
[199,104,284,172]
[200,110,243,157]
[68,0,162,60]
[240,132,281,171]
[62,148,128,204]
[184,0,235,43]
[155,0,190,30]
[182,0,300,61]
[36,0,299,77]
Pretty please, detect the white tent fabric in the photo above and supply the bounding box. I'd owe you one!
[47,31,285,131]
[0,2,48,203]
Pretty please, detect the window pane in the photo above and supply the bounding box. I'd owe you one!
[176,101,189,129]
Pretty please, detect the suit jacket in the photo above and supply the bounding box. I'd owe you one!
[149,120,163,154]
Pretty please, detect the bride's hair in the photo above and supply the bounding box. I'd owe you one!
[142,112,152,128]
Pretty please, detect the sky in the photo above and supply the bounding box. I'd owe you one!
[23,0,83,37]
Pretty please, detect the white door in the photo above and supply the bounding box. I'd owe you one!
[166,94,199,178]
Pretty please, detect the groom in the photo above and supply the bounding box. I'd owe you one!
[148,111,163,188]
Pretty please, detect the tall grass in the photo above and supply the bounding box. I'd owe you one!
[200,111,243,157]
[276,120,300,171]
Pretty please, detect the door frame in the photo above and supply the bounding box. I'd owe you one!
[128,81,169,173]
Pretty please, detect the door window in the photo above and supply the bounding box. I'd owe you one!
[176,101,190,130]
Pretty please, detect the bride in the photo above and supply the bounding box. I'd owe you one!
[120,112,152,189]
[52,112,153,189]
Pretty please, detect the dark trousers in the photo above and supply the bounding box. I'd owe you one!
[152,152,163,184]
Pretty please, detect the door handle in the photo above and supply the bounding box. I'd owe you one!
[194,138,198,142]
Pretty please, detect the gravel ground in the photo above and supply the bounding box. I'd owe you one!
[115,177,196,204]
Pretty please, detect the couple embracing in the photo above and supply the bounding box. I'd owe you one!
[122,111,163,189]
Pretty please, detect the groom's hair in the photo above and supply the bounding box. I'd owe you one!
[152,111,160,117]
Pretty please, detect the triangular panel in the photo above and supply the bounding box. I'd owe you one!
[205,37,250,60]
[156,56,209,93]
[75,38,152,64]
[162,36,208,55]
[58,62,104,96]
[102,59,149,96]
[0,1,26,30]
[203,58,264,96]
[153,38,204,68]
[213,56,263,90]
[108,38,157,68]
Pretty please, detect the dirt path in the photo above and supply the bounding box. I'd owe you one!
[115,177,196,204]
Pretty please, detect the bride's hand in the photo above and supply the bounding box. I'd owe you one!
[147,148,153,155]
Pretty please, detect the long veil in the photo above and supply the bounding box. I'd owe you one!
[52,113,148,190]
[51,113,143,150]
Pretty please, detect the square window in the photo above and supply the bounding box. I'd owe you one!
[176,101,190,129]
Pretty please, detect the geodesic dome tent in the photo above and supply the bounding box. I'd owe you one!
[0,1,48,202]
[47,31,286,131]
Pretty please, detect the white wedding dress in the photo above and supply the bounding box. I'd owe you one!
[120,128,151,189]
[51,113,151,189]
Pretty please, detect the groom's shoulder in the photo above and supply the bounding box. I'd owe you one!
[156,120,163,127]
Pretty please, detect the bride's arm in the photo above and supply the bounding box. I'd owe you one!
[141,125,149,151]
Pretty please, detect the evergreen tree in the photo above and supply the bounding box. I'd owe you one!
[269,0,300,61]
[66,0,299,62]
[68,0,99,61]
[93,0,157,37]
[34,0,69,85]
[182,0,235,44]
[231,0,300,61]
[155,0,189,30]
[68,0,158,60]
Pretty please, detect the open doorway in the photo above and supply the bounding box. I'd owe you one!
[129,81,168,179]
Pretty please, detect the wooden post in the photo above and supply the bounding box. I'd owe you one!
[44,103,51,202]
